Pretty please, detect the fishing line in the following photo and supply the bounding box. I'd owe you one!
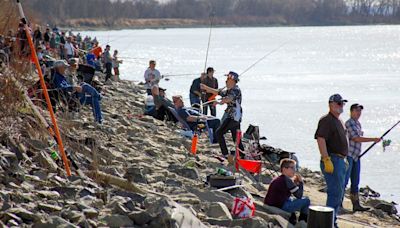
[203,10,215,73]
[240,41,289,76]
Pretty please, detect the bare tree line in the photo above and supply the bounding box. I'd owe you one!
[22,0,400,26]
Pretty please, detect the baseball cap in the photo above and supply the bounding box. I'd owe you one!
[350,103,364,111]
[328,94,347,103]
[54,60,70,68]
[225,71,239,82]
[159,87,166,92]
[206,67,214,73]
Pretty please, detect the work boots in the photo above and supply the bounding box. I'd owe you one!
[350,193,370,212]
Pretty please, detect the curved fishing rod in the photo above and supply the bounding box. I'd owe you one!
[203,10,215,73]
[359,120,400,159]
[240,41,289,76]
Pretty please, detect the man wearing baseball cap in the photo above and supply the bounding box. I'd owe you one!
[53,60,103,124]
[201,71,244,163]
[314,93,348,228]
[344,104,380,212]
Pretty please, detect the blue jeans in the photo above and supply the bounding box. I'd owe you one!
[282,197,310,214]
[78,83,103,123]
[189,94,201,106]
[320,154,347,226]
[205,118,220,144]
[344,156,360,194]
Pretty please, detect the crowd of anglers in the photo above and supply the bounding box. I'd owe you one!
[143,59,388,227]
[1,17,394,227]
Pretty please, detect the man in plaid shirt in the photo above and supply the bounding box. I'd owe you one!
[345,103,381,212]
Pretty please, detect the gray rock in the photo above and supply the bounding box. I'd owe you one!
[0,212,23,225]
[33,216,78,228]
[78,188,95,198]
[168,164,199,180]
[124,167,148,184]
[112,203,130,215]
[112,190,146,203]
[34,151,58,172]
[165,178,182,187]
[129,210,154,226]
[100,214,134,228]
[37,203,62,213]
[60,209,84,223]
[146,197,207,228]
[206,217,271,228]
[376,202,398,215]
[7,207,40,222]
[206,202,232,220]
[186,186,234,207]
[80,195,104,208]
[82,208,99,219]
[255,211,294,228]
[36,190,61,200]
[254,201,291,219]
[51,186,79,199]
[295,220,308,228]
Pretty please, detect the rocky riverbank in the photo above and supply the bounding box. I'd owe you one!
[0,79,399,227]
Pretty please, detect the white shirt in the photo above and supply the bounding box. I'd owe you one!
[64,42,74,56]
[144,68,161,89]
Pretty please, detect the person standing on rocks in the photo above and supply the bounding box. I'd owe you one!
[345,103,380,212]
[314,94,348,228]
[189,73,206,106]
[264,158,309,225]
[144,60,161,95]
[202,67,218,116]
[201,71,244,163]
[103,45,113,82]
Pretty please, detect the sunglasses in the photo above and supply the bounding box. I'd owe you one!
[336,102,345,106]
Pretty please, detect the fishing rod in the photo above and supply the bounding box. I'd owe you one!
[240,41,289,76]
[16,0,72,176]
[359,120,400,159]
[203,10,215,73]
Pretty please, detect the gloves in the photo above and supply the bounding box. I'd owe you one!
[322,156,334,174]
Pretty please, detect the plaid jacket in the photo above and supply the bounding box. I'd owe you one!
[345,118,363,160]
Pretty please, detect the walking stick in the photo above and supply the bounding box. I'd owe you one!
[359,120,400,159]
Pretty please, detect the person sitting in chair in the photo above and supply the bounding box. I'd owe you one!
[172,95,220,143]
[150,86,176,122]
[264,158,309,225]
[53,60,103,124]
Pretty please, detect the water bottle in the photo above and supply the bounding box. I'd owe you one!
[217,168,232,176]
[50,150,59,161]
[191,133,198,155]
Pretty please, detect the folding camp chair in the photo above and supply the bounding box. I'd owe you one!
[241,125,296,177]
[167,107,214,143]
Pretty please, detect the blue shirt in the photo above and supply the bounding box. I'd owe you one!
[86,53,96,67]
[177,107,201,130]
[53,71,74,92]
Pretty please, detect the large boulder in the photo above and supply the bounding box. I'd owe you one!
[205,202,232,220]
[100,214,134,228]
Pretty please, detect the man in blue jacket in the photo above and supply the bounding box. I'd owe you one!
[53,60,103,124]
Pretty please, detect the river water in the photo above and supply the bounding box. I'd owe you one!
[81,25,400,203]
